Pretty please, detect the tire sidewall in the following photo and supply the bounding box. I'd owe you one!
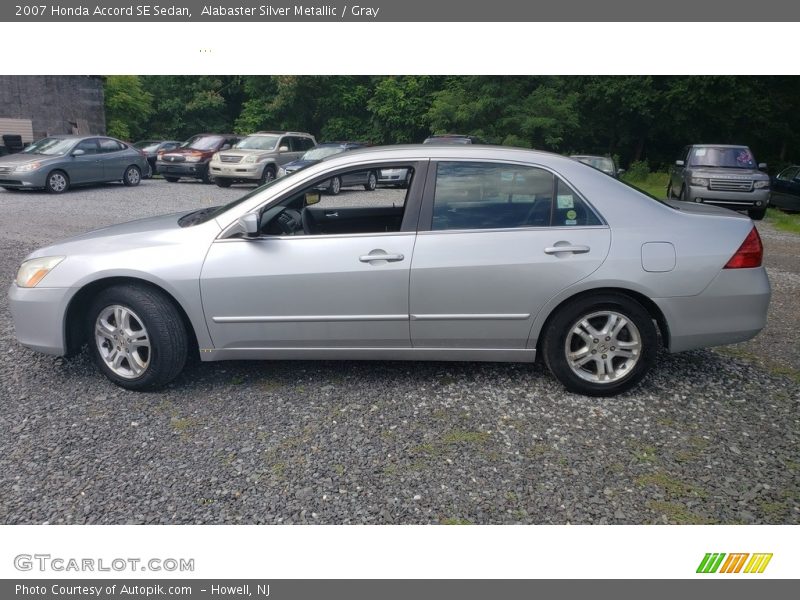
[87,285,187,391]
[46,170,69,194]
[542,294,658,397]
[124,165,141,186]
[365,171,377,191]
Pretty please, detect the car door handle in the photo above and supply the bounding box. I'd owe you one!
[544,245,590,255]
[359,252,405,263]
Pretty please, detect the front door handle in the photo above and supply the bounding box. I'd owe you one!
[544,244,590,255]
[359,251,405,263]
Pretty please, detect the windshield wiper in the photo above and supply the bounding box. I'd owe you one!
[178,206,219,227]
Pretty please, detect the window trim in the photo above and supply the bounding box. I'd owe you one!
[418,158,606,233]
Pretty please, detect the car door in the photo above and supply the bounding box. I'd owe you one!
[200,162,426,351]
[409,160,611,350]
[66,138,103,184]
[98,138,129,181]
[771,166,799,210]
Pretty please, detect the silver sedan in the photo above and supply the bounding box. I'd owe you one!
[8,145,770,396]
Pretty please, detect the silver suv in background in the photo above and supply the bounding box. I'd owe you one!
[209,131,316,187]
[667,144,770,220]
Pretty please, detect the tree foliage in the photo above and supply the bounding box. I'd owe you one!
[109,75,800,170]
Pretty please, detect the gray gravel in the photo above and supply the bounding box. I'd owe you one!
[0,181,798,524]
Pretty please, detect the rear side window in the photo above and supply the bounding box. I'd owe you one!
[431,161,601,231]
[98,138,124,153]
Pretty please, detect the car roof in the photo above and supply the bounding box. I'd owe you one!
[316,141,366,147]
[691,144,750,148]
[253,131,313,136]
[571,154,613,160]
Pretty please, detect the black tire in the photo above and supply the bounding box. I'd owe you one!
[215,178,232,188]
[260,165,276,186]
[87,284,189,391]
[541,293,658,397]
[679,186,688,202]
[123,165,142,187]
[364,171,377,191]
[200,166,214,184]
[164,177,180,183]
[45,170,70,194]
[328,176,342,195]
[748,207,766,221]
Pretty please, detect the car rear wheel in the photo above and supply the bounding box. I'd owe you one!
[123,165,141,187]
[541,293,657,397]
[164,177,179,183]
[215,178,232,188]
[364,171,377,191]
[748,207,766,221]
[45,170,70,194]
[88,284,188,390]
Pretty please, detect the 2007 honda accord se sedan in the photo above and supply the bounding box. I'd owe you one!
[8,145,771,396]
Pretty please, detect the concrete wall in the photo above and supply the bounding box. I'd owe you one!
[0,76,105,140]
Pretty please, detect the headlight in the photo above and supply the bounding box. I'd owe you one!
[243,155,258,164]
[16,256,65,288]
[211,152,220,162]
[185,155,203,163]
[753,180,769,189]
[690,177,709,187]
[14,161,42,173]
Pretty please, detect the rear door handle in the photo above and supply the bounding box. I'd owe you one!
[544,245,590,255]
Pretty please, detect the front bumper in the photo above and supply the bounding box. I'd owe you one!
[655,266,771,353]
[685,185,770,209]
[8,283,73,355]
[0,169,48,189]
[156,161,209,179]
[209,161,264,181]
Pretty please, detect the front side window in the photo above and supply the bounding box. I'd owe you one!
[777,167,799,181]
[74,139,99,155]
[431,162,601,231]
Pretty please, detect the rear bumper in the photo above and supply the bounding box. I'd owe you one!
[8,283,72,355]
[654,267,770,352]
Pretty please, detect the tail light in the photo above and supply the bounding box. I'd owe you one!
[724,226,763,269]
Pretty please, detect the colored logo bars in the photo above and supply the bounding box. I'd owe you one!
[696,553,773,574]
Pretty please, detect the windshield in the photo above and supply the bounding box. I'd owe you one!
[575,156,614,173]
[689,146,756,169]
[21,137,76,156]
[181,135,224,151]
[235,135,279,151]
[302,146,346,160]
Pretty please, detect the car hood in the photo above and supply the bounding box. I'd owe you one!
[689,167,769,180]
[284,159,319,170]
[27,211,216,259]
[0,153,58,166]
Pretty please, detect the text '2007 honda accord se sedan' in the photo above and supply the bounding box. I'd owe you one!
[8,146,770,396]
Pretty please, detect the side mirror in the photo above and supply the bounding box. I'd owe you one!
[304,191,321,206]
[758,163,768,171]
[236,213,260,238]
[278,145,289,152]
[72,149,85,157]
[675,160,684,167]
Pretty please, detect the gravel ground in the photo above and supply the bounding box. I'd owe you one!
[0,181,798,525]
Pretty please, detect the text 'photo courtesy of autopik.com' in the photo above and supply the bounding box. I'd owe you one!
[1,1,799,597]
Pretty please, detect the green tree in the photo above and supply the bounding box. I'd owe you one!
[104,75,153,141]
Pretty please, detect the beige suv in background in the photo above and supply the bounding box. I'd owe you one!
[209,131,316,187]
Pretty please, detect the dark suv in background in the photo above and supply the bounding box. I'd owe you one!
[156,134,241,184]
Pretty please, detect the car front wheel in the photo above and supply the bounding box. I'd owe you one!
[215,178,232,188]
[748,207,766,221]
[541,293,657,396]
[88,284,189,390]
[123,165,141,186]
[45,170,70,194]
